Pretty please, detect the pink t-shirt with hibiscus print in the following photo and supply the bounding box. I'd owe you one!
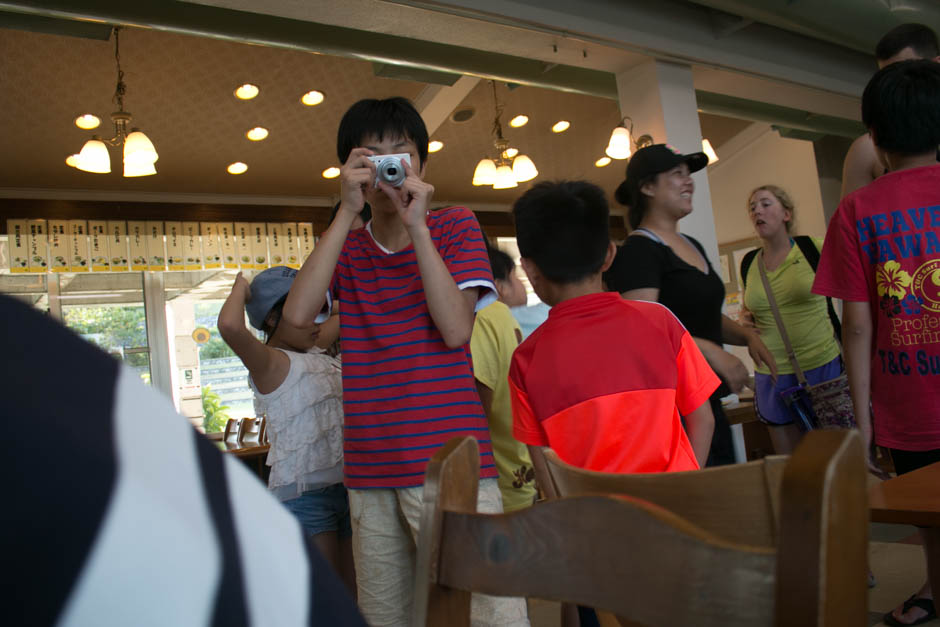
[813,164,940,451]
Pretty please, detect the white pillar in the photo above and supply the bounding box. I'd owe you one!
[614,60,719,265]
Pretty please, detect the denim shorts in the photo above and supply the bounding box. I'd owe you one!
[282,483,352,538]
[754,355,843,426]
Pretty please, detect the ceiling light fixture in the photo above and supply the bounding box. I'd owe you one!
[552,120,570,133]
[595,156,611,167]
[246,127,269,141]
[235,84,259,100]
[227,162,248,175]
[509,115,529,128]
[605,116,653,160]
[301,90,325,106]
[472,83,538,189]
[71,28,158,177]
[74,114,100,130]
[428,140,444,153]
[322,167,341,179]
[702,138,719,164]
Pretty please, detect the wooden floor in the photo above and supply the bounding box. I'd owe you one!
[525,522,938,627]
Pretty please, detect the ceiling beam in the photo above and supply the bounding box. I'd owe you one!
[414,76,481,136]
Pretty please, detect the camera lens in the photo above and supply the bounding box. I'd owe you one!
[377,158,406,187]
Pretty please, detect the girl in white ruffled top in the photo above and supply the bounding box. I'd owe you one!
[218,266,354,594]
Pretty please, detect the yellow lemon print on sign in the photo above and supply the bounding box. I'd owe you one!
[875,260,912,299]
[911,259,940,313]
[192,327,212,344]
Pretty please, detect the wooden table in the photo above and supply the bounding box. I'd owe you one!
[869,460,940,610]
[869,460,940,527]
[220,443,270,480]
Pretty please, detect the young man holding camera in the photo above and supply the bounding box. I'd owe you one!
[284,97,528,626]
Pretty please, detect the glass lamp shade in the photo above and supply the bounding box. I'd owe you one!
[472,158,497,186]
[511,154,538,182]
[702,138,719,164]
[124,130,158,165]
[124,160,157,177]
[76,139,111,173]
[605,126,632,160]
[492,164,518,189]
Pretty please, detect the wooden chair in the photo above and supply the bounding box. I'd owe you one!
[239,417,261,446]
[222,418,240,447]
[412,430,867,627]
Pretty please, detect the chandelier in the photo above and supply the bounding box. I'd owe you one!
[71,27,158,177]
[471,83,537,189]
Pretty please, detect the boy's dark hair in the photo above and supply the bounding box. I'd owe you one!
[512,180,610,284]
[486,242,515,282]
[862,59,940,154]
[875,23,939,61]
[336,97,429,166]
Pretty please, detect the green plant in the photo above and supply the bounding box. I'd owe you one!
[199,335,236,360]
[202,385,230,433]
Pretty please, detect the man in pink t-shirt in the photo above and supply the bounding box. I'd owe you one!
[813,60,940,627]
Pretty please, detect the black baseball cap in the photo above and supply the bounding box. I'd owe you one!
[615,144,708,203]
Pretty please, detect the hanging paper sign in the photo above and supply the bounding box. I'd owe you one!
[298,222,315,265]
[49,220,70,272]
[266,223,285,266]
[181,222,202,270]
[200,222,221,269]
[234,222,253,269]
[128,221,148,271]
[89,221,109,272]
[27,220,47,273]
[69,220,89,272]
[251,222,269,270]
[218,222,237,269]
[282,222,300,269]
[8,219,29,272]
[108,220,129,271]
[146,221,166,271]
[165,221,184,271]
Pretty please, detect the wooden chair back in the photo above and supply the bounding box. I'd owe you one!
[412,430,867,627]
[239,417,260,445]
[222,418,240,445]
[538,448,788,548]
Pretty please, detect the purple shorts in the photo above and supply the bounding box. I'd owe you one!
[754,355,843,426]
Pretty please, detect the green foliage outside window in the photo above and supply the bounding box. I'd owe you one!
[202,385,230,433]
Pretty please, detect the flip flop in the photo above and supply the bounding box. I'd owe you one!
[883,595,936,626]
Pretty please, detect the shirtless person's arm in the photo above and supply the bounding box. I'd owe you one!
[841,134,884,197]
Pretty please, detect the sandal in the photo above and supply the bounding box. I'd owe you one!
[883,595,936,626]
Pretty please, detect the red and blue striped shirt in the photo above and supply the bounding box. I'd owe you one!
[331,206,498,488]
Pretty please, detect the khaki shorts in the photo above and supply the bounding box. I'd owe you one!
[349,478,529,627]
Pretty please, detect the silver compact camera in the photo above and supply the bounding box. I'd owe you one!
[367,153,411,188]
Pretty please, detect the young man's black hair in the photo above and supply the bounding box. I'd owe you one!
[485,242,515,282]
[330,200,372,225]
[336,97,429,166]
[862,59,940,154]
[875,23,939,62]
[512,180,609,284]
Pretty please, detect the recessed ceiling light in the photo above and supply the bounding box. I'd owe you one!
[301,90,325,106]
[502,148,519,159]
[65,154,80,168]
[322,166,341,179]
[234,84,259,100]
[227,162,248,174]
[552,120,570,133]
[246,127,269,141]
[428,140,443,153]
[595,157,611,167]
[509,115,529,128]
[74,114,100,130]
